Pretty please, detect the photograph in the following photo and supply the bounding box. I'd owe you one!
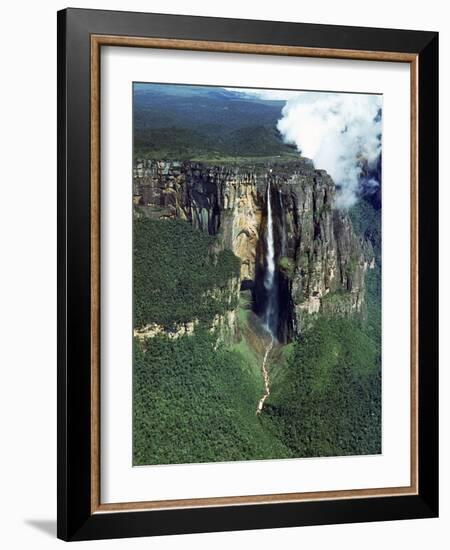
[132,83,383,466]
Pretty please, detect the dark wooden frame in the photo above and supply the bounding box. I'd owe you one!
[57,7,439,541]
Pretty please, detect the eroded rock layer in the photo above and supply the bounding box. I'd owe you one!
[133,159,374,339]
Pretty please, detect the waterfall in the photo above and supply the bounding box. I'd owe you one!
[264,180,275,292]
[264,180,277,337]
[256,179,277,414]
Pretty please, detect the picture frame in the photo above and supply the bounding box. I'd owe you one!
[57,7,439,541]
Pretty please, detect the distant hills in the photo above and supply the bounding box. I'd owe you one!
[133,83,298,160]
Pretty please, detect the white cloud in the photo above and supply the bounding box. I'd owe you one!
[277,92,382,208]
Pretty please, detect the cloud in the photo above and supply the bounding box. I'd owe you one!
[277,92,382,208]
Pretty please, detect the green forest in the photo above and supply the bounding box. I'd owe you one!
[134,217,240,328]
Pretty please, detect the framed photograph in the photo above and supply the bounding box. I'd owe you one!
[57,8,438,541]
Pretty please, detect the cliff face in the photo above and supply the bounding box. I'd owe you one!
[134,160,262,282]
[272,169,373,332]
[134,159,373,339]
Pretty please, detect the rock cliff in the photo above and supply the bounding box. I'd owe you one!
[134,159,373,340]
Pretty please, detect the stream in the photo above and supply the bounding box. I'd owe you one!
[256,333,273,414]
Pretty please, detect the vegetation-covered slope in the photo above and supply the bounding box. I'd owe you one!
[265,317,381,457]
[134,331,292,465]
[134,217,240,327]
